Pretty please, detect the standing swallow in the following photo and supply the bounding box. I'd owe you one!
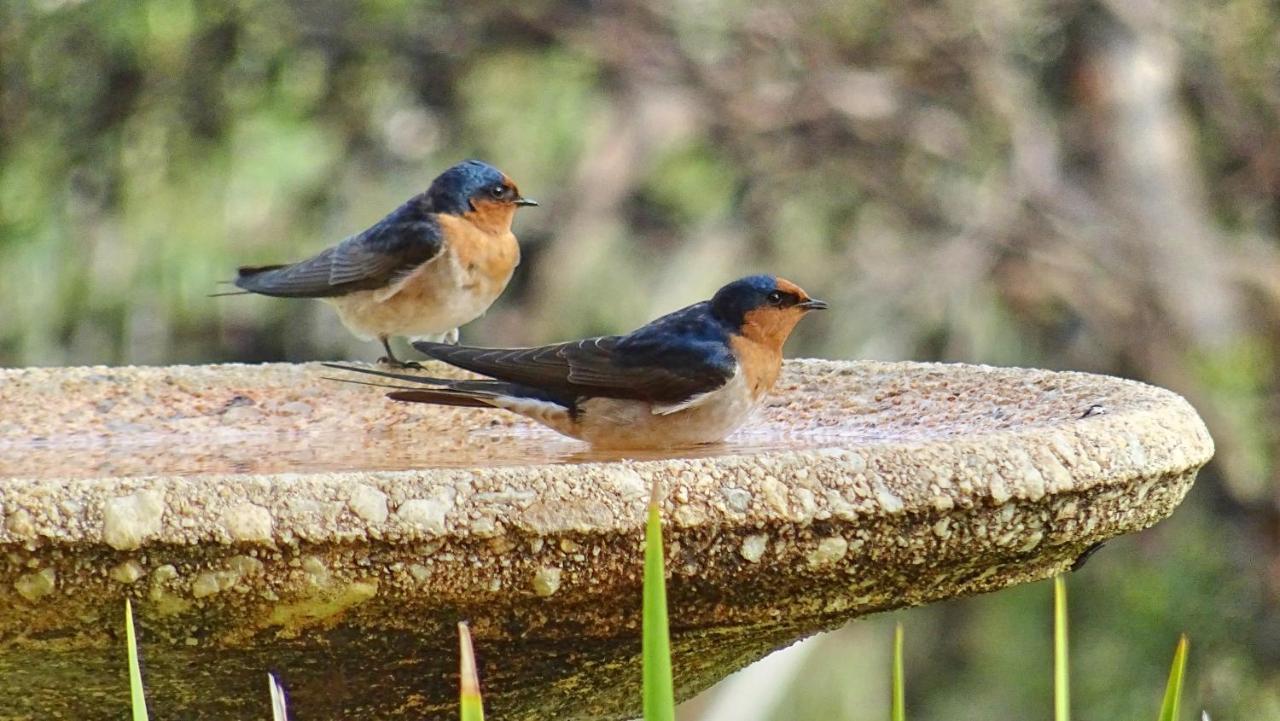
[229,160,537,367]
[327,275,827,449]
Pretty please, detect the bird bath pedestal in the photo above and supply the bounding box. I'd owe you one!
[0,360,1212,720]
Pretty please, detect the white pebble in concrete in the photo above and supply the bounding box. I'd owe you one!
[348,484,389,525]
[110,560,144,584]
[102,491,165,551]
[759,478,789,516]
[192,572,222,599]
[5,509,35,539]
[872,483,904,513]
[807,536,848,567]
[14,568,56,602]
[301,556,329,586]
[229,555,264,577]
[533,567,562,597]
[723,488,752,513]
[151,564,178,584]
[740,534,769,563]
[397,497,452,533]
[602,467,646,499]
[222,503,274,543]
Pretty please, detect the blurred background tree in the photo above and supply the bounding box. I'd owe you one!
[2,0,1278,718]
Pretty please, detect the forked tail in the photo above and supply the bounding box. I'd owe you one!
[322,363,573,411]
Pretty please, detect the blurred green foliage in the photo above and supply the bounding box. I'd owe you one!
[3,0,1280,719]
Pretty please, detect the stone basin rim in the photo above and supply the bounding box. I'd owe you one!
[0,358,1214,549]
[0,357,1206,462]
[0,358,1212,481]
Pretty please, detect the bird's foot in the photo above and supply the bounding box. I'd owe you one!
[376,356,424,370]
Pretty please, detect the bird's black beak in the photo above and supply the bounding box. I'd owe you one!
[514,197,539,207]
[799,298,829,311]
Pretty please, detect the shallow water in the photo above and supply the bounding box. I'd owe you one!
[0,360,1129,481]
[0,419,877,481]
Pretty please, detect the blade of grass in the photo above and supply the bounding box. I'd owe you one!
[458,621,485,721]
[891,622,905,721]
[125,598,149,721]
[1156,635,1189,721]
[268,672,289,721]
[643,478,676,721]
[1054,575,1069,721]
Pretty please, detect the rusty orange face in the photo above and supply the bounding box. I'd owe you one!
[738,277,826,351]
[464,174,537,234]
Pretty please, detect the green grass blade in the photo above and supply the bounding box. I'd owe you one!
[1054,575,1070,721]
[268,672,289,721]
[643,478,676,721]
[891,622,905,721]
[1156,635,1189,721]
[124,598,149,721]
[458,621,485,721]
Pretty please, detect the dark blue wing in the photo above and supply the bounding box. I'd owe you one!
[234,196,443,298]
[412,302,737,403]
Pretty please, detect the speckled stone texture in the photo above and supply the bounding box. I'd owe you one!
[0,360,1212,720]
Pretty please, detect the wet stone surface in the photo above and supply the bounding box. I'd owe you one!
[0,360,1213,720]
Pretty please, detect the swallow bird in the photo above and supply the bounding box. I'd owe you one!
[328,275,827,449]
[229,160,537,367]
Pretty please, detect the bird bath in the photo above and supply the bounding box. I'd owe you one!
[0,360,1212,720]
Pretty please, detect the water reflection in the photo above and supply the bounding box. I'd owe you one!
[0,418,859,481]
[0,361,1124,481]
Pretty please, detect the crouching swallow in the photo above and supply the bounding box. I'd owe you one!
[327,275,827,449]
[229,160,537,367]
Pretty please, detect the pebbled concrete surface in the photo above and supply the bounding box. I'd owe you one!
[0,360,1213,720]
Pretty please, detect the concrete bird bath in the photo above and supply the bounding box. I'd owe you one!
[0,359,1212,720]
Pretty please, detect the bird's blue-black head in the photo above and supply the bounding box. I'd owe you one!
[710,274,828,329]
[426,160,536,216]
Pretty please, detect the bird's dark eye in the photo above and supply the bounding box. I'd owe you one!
[767,290,785,305]
[490,184,508,199]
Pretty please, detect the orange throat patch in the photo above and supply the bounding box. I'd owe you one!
[731,306,807,397]
[451,197,522,288]
[462,200,517,236]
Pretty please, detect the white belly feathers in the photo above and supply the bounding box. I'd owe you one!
[518,372,763,450]
[323,235,517,341]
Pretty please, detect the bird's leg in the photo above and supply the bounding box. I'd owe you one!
[376,337,423,370]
